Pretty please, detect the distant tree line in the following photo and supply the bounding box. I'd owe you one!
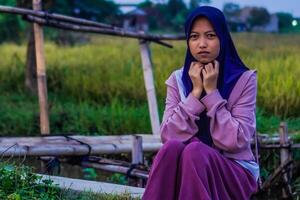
[0,0,299,44]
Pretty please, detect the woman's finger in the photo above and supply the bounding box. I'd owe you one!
[205,63,213,74]
[214,60,219,73]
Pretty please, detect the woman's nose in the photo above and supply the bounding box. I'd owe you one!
[198,37,207,48]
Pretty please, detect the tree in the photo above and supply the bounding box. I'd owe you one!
[223,2,240,20]
[167,0,187,17]
[189,0,210,10]
[276,12,293,31]
[0,0,27,43]
[247,7,270,27]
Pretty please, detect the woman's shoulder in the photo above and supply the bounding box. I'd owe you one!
[228,69,257,105]
[165,66,184,87]
[239,69,257,87]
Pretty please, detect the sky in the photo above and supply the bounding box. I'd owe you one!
[115,0,300,17]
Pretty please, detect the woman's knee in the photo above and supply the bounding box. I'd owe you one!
[162,139,185,154]
[181,141,213,164]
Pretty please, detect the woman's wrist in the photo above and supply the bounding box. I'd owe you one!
[205,88,217,95]
[191,89,202,99]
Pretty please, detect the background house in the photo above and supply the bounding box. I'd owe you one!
[122,8,149,32]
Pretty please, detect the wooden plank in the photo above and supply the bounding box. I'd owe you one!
[32,0,50,135]
[139,40,160,135]
[38,174,145,198]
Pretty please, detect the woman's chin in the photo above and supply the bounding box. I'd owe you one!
[198,58,213,65]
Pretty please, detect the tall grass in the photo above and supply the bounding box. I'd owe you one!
[0,33,299,135]
[0,34,299,116]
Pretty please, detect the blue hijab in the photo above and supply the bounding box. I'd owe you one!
[182,6,249,146]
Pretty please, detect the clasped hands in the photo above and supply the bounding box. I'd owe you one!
[188,60,219,99]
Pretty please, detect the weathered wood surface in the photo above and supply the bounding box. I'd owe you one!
[32,0,50,135]
[279,122,292,198]
[139,41,160,135]
[1,134,299,157]
[38,174,145,198]
[0,134,162,157]
[0,5,185,42]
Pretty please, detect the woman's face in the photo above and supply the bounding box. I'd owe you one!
[188,17,220,64]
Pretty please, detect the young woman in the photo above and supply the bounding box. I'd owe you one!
[142,6,259,200]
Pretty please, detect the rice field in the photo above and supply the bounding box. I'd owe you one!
[0,33,299,135]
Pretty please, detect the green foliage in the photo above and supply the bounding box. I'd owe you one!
[83,168,97,180]
[0,163,60,199]
[247,7,270,27]
[0,0,27,43]
[0,163,140,199]
[0,34,299,135]
[276,12,294,32]
[189,0,211,10]
[223,2,240,20]
[107,173,128,185]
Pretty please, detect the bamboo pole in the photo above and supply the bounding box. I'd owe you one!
[0,143,163,157]
[0,134,287,145]
[0,5,185,42]
[24,15,173,48]
[139,40,160,135]
[81,161,149,179]
[32,0,50,135]
[261,159,293,190]
[132,135,143,164]
[39,155,149,179]
[279,122,292,198]
[0,5,115,29]
[132,135,144,186]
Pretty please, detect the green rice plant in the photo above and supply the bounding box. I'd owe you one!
[0,33,299,119]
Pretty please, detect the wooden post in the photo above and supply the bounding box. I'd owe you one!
[32,0,50,135]
[132,135,144,187]
[132,135,143,164]
[279,122,292,198]
[139,40,160,135]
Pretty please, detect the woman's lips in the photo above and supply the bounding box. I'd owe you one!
[198,51,210,55]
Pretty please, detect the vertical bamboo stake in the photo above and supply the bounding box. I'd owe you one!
[132,135,143,164]
[32,0,50,135]
[279,122,292,198]
[132,135,144,187]
[139,40,160,135]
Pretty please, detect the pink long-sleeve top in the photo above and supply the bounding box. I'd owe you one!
[160,67,257,161]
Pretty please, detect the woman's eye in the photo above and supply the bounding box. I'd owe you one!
[207,34,216,39]
[189,34,198,40]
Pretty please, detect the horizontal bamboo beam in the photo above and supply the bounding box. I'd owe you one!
[81,161,149,179]
[0,134,161,145]
[0,5,116,29]
[24,15,173,48]
[1,134,299,157]
[0,134,291,145]
[0,5,185,43]
[39,156,149,179]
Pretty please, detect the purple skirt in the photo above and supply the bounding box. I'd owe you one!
[142,138,258,200]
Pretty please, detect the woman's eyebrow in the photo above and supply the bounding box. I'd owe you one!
[205,30,216,34]
[190,30,215,34]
